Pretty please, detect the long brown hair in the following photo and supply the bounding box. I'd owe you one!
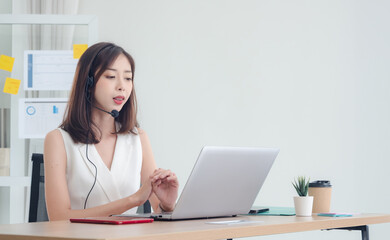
[60,42,138,144]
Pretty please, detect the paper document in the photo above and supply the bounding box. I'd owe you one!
[19,98,68,139]
[24,50,78,90]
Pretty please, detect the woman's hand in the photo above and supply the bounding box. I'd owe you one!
[150,168,179,212]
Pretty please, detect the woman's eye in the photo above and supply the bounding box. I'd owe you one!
[105,75,115,79]
[125,78,133,81]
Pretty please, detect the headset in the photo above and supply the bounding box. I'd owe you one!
[83,44,119,209]
[84,44,119,118]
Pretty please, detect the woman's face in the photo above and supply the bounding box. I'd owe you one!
[93,53,133,115]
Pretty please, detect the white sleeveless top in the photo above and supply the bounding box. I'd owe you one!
[58,127,142,214]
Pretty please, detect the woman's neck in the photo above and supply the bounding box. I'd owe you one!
[91,109,117,139]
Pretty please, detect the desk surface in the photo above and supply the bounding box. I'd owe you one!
[1,213,390,240]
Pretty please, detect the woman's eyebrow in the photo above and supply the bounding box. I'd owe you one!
[106,68,132,73]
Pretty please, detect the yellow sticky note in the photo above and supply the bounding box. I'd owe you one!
[3,77,21,95]
[0,55,15,72]
[73,44,88,59]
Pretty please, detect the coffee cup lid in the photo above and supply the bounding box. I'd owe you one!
[309,180,332,187]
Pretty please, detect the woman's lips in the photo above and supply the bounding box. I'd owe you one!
[113,96,124,105]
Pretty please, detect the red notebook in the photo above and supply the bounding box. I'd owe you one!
[70,216,154,225]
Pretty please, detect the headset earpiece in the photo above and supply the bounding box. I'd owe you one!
[85,75,94,102]
[85,44,112,102]
[87,75,94,88]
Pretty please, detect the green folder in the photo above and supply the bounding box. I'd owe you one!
[247,206,296,216]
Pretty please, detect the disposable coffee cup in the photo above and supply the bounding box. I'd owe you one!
[308,180,332,213]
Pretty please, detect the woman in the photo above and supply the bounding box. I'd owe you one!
[44,42,178,221]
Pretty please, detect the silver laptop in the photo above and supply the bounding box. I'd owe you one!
[125,146,278,220]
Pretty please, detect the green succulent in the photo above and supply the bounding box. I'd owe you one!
[292,176,310,197]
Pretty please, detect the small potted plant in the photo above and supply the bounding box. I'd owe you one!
[292,176,313,217]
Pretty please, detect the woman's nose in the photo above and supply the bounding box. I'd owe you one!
[117,79,125,91]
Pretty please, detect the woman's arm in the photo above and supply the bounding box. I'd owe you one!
[139,128,159,212]
[139,129,178,212]
[44,129,152,221]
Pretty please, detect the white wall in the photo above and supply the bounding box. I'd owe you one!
[78,1,390,239]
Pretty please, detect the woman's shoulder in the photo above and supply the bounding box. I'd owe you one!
[44,129,67,162]
[45,129,62,142]
[45,128,75,146]
[136,127,151,146]
[136,127,148,139]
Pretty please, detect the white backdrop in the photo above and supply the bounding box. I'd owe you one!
[78,1,390,239]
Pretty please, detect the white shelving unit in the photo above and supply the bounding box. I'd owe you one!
[0,14,98,224]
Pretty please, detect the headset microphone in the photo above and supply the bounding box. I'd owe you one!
[85,86,119,118]
[111,109,119,118]
[92,104,119,118]
[85,70,119,118]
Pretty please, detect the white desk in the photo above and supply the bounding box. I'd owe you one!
[0,213,390,240]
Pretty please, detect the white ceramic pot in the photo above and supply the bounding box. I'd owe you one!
[293,196,313,217]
